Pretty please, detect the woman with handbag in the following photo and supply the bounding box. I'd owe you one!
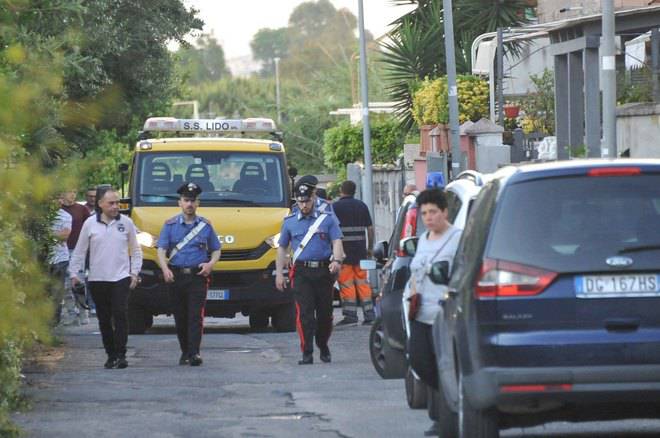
[405,188,462,435]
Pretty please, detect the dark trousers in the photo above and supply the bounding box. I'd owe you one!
[408,319,438,389]
[89,278,130,359]
[48,261,68,324]
[169,274,207,357]
[292,266,334,354]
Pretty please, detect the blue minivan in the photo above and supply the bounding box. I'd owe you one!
[432,160,660,437]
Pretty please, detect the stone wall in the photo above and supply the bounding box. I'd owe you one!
[616,102,660,158]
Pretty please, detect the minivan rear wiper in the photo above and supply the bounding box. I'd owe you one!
[618,244,660,254]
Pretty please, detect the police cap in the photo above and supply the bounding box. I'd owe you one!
[177,182,202,199]
[294,183,312,202]
[295,174,318,190]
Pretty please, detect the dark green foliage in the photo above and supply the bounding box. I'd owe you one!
[177,33,231,84]
[323,118,405,171]
[382,0,532,132]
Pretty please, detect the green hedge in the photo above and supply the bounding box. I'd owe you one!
[322,118,405,171]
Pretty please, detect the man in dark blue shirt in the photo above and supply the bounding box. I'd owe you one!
[332,180,375,326]
[275,183,344,365]
[157,182,221,366]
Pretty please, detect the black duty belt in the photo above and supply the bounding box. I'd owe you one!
[295,260,330,268]
[169,266,199,275]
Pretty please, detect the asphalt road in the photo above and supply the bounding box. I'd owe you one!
[12,310,660,437]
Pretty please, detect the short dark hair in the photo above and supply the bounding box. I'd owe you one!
[416,188,447,210]
[340,180,356,196]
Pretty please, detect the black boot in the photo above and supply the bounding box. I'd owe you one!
[104,357,117,369]
[298,353,313,365]
[319,347,331,363]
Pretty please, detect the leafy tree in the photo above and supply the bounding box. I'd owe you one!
[177,33,231,84]
[250,28,289,76]
[323,118,406,171]
[382,0,532,131]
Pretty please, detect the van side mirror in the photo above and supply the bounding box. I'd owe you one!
[400,236,418,257]
[429,260,450,285]
[373,240,388,263]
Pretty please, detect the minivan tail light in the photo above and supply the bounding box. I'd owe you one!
[587,167,641,177]
[475,258,557,298]
[397,206,418,257]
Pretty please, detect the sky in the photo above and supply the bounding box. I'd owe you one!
[183,0,415,59]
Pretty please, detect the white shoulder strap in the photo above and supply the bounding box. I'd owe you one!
[292,214,327,264]
[169,221,207,260]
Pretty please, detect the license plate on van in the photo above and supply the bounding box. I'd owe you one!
[575,274,660,298]
[207,289,229,300]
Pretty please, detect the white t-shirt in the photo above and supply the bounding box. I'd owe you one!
[409,225,462,325]
[49,209,72,265]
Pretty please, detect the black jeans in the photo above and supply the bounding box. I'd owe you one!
[169,274,207,357]
[89,278,130,359]
[292,265,334,355]
[408,319,438,389]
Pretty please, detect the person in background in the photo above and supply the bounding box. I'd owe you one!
[332,180,375,326]
[403,183,417,198]
[61,189,94,324]
[48,194,72,325]
[84,187,96,215]
[69,186,142,369]
[83,186,97,315]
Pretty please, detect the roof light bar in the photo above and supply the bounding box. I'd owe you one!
[143,117,277,133]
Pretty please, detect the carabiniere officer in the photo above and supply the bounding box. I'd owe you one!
[275,183,344,365]
[156,182,221,366]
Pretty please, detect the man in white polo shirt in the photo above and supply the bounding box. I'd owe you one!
[69,186,143,369]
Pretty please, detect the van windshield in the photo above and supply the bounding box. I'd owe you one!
[136,151,287,207]
[487,174,660,272]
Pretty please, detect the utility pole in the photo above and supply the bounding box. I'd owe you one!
[274,57,282,124]
[357,0,374,217]
[443,0,464,177]
[496,28,505,127]
[601,0,617,158]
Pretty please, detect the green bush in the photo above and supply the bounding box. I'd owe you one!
[411,75,490,125]
[323,118,405,171]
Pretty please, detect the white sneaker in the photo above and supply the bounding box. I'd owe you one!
[79,310,90,325]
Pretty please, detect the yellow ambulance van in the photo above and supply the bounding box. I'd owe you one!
[123,117,293,333]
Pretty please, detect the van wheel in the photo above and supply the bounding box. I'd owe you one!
[458,371,498,438]
[249,310,270,331]
[128,305,147,335]
[405,367,428,409]
[272,303,296,332]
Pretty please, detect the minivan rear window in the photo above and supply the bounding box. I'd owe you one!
[487,174,660,272]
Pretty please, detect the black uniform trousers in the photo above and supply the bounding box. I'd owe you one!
[89,277,130,359]
[169,272,207,357]
[292,265,334,354]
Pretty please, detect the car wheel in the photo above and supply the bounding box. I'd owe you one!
[249,309,270,331]
[272,303,296,332]
[434,378,458,437]
[128,304,147,335]
[458,371,498,438]
[369,318,406,379]
[405,366,428,409]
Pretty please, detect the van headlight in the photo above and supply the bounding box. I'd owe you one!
[137,231,156,248]
[265,233,281,249]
